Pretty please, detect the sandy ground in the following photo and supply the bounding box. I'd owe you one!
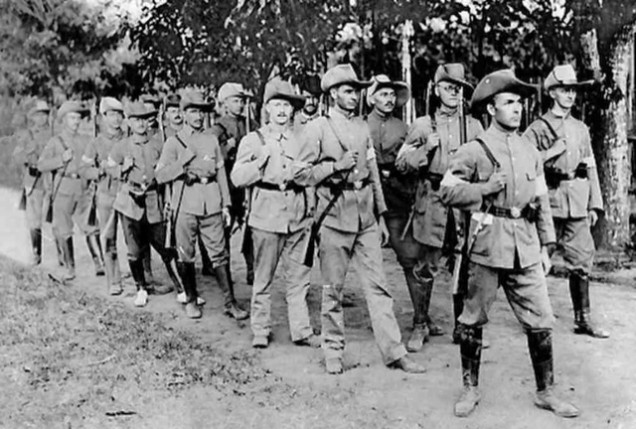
[1,185,635,429]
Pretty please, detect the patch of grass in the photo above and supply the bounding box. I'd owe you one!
[0,256,268,427]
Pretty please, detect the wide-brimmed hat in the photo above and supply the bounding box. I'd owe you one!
[57,100,90,120]
[125,102,157,119]
[300,75,322,96]
[544,64,594,90]
[366,74,410,108]
[434,63,473,89]
[264,77,306,110]
[99,97,124,115]
[140,94,161,107]
[217,83,252,103]
[181,91,214,111]
[28,100,50,117]
[470,69,537,112]
[165,93,181,108]
[321,64,371,92]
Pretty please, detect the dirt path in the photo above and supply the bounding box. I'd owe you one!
[1,185,635,428]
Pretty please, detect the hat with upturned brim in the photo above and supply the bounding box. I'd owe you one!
[140,94,161,107]
[434,63,473,89]
[321,64,372,92]
[301,75,322,97]
[28,100,50,117]
[470,69,537,112]
[217,83,253,103]
[125,102,157,119]
[99,97,124,115]
[264,77,306,110]
[181,91,214,111]
[544,64,594,91]
[57,100,90,120]
[165,93,181,108]
[366,74,410,108]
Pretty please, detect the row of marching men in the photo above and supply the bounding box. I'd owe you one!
[13,61,608,419]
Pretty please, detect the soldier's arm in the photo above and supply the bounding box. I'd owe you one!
[533,154,556,245]
[395,116,433,172]
[293,119,338,186]
[439,142,486,211]
[367,134,388,216]
[155,137,194,184]
[80,139,100,181]
[215,144,232,208]
[230,134,268,188]
[37,138,64,172]
[582,126,603,212]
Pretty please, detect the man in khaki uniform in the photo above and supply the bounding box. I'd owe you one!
[38,101,104,280]
[524,65,608,339]
[396,64,484,348]
[13,101,53,265]
[295,64,424,375]
[211,83,258,285]
[440,69,579,418]
[81,97,126,295]
[156,91,249,320]
[107,102,181,307]
[232,78,319,348]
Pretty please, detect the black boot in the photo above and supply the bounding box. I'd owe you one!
[176,261,201,319]
[86,235,105,276]
[215,264,248,320]
[55,237,65,267]
[452,294,464,344]
[454,326,482,417]
[404,266,429,351]
[59,237,75,281]
[199,237,214,276]
[143,247,156,285]
[527,330,579,418]
[30,228,42,265]
[129,258,148,307]
[570,272,609,338]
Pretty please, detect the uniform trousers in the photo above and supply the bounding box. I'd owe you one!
[25,188,46,229]
[176,212,228,267]
[52,180,99,239]
[119,212,172,262]
[554,217,595,273]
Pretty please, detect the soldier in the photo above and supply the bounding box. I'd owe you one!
[156,91,249,320]
[396,64,484,348]
[13,100,53,265]
[524,64,608,339]
[37,101,104,281]
[231,78,319,348]
[294,75,321,129]
[164,93,183,139]
[295,64,424,375]
[440,69,579,418]
[107,102,181,307]
[80,97,128,295]
[211,83,258,285]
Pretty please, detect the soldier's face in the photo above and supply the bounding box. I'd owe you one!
[166,106,183,126]
[372,87,397,114]
[488,92,523,130]
[303,94,318,115]
[129,117,148,135]
[184,107,204,130]
[31,111,48,127]
[226,96,246,116]
[64,112,82,133]
[331,84,359,112]
[266,99,293,125]
[436,82,461,108]
[550,86,577,110]
[103,110,124,130]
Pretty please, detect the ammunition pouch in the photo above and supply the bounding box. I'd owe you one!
[545,163,588,189]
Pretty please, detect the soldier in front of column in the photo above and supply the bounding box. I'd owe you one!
[232,78,319,348]
[294,75,322,130]
[156,91,249,320]
[164,93,183,140]
[440,69,579,418]
[524,64,608,339]
[396,64,484,348]
[295,64,425,375]
[211,83,258,285]
[13,100,53,265]
[107,102,181,307]
[38,101,104,281]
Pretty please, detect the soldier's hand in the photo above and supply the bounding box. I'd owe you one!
[379,215,390,246]
[426,132,441,150]
[222,207,232,228]
[482,171,507,195]
[588,209,599,227]
[122,156,134,173]
[335,151,357,172]
[62,149,73,163]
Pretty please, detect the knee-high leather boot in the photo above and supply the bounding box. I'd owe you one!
[59,237,76,281]
[85,234,105,276]
[214,264,248,320]
[176,261,201,318]
[454,325,482,418]
[30,228,42,265]
[570,272,609,338]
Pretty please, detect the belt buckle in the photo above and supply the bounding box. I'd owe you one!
[279,183,287,191]
[201,177,208,185]
[510,207,521,218]
[354,180,362,190]
[381,169,390,178]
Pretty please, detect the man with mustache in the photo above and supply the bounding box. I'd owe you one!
[294,75,321,130]
[524,64,608,339]
[164,93,183,139]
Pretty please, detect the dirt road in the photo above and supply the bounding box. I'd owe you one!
[1,185,635,429]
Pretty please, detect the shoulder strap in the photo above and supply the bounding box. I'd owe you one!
[174,133,188,149]
[56,135,68,151]
[538,117,559,140]
[474,138,500,169]
[254,130,267,146]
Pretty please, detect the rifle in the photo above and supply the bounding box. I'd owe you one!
[18,129,38,210]
[46,137,69,223]
[451,88,468,295]
[165,180,186,250]
[86,101,99,227]
[401,19,414,125]
[159,100,166,144]
[240,107,254,257]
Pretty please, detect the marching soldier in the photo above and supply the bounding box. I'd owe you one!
[37,101,104,281]
[232,78,319,348]
[107,102,181,307]
[524,64,608,339]
[396,64,484,348]
[295,64,424,375]
[440,69,579,418]
[164,93,183,139]
[211,82,258,285]
[13,100,53,265]
[81,97,127,295]
[156,91,249,320]
[294,75,322,130]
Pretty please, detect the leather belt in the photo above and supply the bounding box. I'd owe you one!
[326,177,372,191]
[256,181,304,193]
[378,163,397,179]
[186,176,216,185]
[27,166,40,177]
[486,204,530,219]
[128,181,158,192]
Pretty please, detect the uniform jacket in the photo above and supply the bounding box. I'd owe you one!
[37,129,89,196]
[210,114,259,169]
[366,109,412,216]
[396,110,483,247]
[12,126,52,192]
[108,133,163,223]
[155,125,231,217]
[231,125,311,234]
[523,111,603,219]
[294,108,387,233]
[440,125,556,269]
[293,112,319,131]
[81,129,125,199]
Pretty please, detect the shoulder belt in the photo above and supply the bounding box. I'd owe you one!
[474,137,501,169]
[174,134,188,149]
[538,117,559,141]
